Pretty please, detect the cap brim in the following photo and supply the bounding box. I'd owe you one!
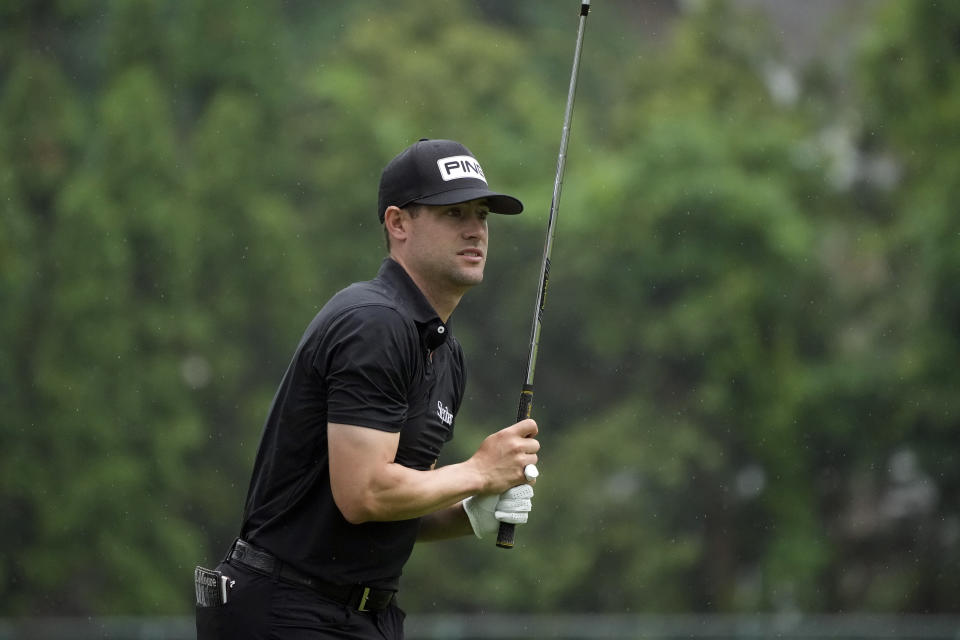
[413,187,523,215]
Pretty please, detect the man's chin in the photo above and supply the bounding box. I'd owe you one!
[453,268,484,288]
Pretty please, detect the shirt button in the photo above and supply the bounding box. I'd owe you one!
[437,326,445,334]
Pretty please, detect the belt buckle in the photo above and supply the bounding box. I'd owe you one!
[356,586,372,612]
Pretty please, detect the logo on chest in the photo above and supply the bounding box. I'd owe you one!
[436,401,454,426]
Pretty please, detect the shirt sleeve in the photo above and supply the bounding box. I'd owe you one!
[318,304,419,432]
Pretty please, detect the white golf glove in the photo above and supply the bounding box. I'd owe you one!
[463,484,534,540]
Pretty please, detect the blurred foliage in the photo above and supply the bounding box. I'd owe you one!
[1,0,958,618]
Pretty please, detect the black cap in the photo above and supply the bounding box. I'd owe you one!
[378,139,524,222]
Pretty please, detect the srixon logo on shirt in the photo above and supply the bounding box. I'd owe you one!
[436,155,487,183]
[436,401,454,426]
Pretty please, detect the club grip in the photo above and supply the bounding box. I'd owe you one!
[496,522,516,548]
[517,384,534,421]
[496,384,535,549]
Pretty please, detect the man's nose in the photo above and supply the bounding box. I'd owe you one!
[463,213,487,237]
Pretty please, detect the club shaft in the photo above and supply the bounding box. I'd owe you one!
[524,0,589,391]
[496,0,590,550]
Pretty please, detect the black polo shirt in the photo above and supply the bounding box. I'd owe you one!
[239,258,465,590]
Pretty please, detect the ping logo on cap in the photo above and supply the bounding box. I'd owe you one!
[437,155,487,183]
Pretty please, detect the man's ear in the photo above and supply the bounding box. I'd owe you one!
[383,205,408,243]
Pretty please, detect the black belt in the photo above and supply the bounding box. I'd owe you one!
[228,539,395,612]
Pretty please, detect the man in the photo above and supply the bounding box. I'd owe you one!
[196,139,540,639]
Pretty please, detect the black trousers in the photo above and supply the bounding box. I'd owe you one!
[196,561,405,640]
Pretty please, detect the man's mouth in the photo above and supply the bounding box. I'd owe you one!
[458,249,485,260]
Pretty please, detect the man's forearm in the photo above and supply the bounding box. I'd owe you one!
[328,420,537,524]
[416,502,474,542]
[329,423,488,524]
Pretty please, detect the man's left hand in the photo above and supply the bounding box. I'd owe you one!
[463,484,535,539]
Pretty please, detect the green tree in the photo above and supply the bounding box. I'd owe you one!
[841,0,960,611]
[0,0,320,614]
[3,0,958,618]
[407,1,837,613]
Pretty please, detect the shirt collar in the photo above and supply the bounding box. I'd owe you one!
[377,258,449,351]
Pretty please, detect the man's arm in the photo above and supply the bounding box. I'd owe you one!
[327,419,538,525]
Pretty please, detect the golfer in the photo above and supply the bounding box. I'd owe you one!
[196,138,540,639]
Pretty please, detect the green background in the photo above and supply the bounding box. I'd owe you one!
[2,0,958,617]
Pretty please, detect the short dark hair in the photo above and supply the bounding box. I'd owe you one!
[383,204,423,251]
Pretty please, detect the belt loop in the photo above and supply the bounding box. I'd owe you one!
[357,586,371,612]
[222,537,240,564]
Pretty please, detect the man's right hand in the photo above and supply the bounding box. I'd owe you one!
[469,419,539,494]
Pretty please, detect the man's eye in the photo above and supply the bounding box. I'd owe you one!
[447,208,462,217]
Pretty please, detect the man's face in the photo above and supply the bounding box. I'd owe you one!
[404,198,490,292]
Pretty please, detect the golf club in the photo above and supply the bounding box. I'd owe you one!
[496,0,592,549]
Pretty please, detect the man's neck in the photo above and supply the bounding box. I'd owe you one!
[388,254,463,322]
